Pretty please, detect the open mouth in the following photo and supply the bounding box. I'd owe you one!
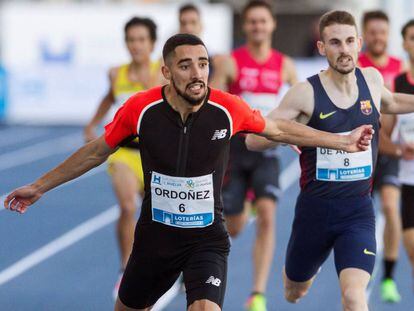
[338,56,352,65]
[187,82,204,93]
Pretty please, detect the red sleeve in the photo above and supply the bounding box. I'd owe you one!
[232,95,266,134]
[104,97,138,148]
[209,88,266,136]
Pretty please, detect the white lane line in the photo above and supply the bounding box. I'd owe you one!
[0,165,106,212]
[0,205,119,286]
[0,132,81,171]
[366,211,385,301]
[0,129,50,148]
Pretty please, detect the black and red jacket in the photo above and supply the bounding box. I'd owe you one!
[105,85,265,225]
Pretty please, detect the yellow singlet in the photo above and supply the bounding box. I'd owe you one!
[107,62,159,189]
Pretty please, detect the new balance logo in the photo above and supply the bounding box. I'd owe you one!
[205,276,221,287]
[211,129,227,140]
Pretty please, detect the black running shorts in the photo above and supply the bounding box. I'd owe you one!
[223,155,281,216]
[118,221,230,309]
[401,184,414,230]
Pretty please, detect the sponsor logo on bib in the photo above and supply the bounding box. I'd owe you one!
[151,172,214,228]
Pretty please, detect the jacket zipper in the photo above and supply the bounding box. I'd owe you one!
[176,114,192,176]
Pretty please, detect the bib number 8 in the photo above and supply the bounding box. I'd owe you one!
[344,158,350,167]
[179,204,186,213]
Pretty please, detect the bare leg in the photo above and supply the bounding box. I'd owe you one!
[252,198,276,293]
[283,267,314,303]
[115,297,152,311]
[225,202,250,238]
[187,299,221,311]
[380,185,401,271]
[110,162,139,268]
[403,229,414,274]
[339,268,370,311]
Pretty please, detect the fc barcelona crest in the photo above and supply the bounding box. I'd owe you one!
[360,100,372,115]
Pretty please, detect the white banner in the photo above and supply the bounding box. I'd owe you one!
[0,2,232,124]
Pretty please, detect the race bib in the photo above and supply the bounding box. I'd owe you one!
[316,132,372,182]
[151,172,214,228]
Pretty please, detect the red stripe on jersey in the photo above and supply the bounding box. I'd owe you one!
[104,86,163,148]
[209,88,265,135]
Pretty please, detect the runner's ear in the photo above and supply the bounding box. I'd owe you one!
[162,65,172,81]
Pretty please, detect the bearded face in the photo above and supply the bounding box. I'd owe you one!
[318,24,361,75]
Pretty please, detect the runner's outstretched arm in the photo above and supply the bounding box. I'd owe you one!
[246,81,317,152]
[382,90,414,114]
[365,67,414,114]
[4,136,115,213]
[259,117,373,153]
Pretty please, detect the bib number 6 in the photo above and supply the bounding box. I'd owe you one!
[179,203,186,213]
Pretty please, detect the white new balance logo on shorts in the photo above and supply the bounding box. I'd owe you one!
[205,276,221,287]
[211,129,227,140]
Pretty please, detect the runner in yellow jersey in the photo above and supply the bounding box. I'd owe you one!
[83,16,161,299]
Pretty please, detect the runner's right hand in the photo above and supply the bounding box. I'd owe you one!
[4,185,43,214]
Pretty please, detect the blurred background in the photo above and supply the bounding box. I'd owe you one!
[0,0,413,125]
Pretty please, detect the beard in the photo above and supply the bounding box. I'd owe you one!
[367,40,387,57]
[328,54,355,75]
[172,78,207,106]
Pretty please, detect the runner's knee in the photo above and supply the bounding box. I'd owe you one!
[405,244,414,264]
[225,215,247,237]
[226,223,243,237]
[256,211,275,232]
[284,286,308,303]
[188,299,221,311]
[382,202,398,218]
[119,202,136,217]
[341,286,366,311]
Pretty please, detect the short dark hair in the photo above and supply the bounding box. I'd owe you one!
[162,33,207,63]
[124,17,157,42]
[362,10,389,29]
[242,0,274,21]
[179,3,200,17]
[319,10,357,39]
[402,19,414,39]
